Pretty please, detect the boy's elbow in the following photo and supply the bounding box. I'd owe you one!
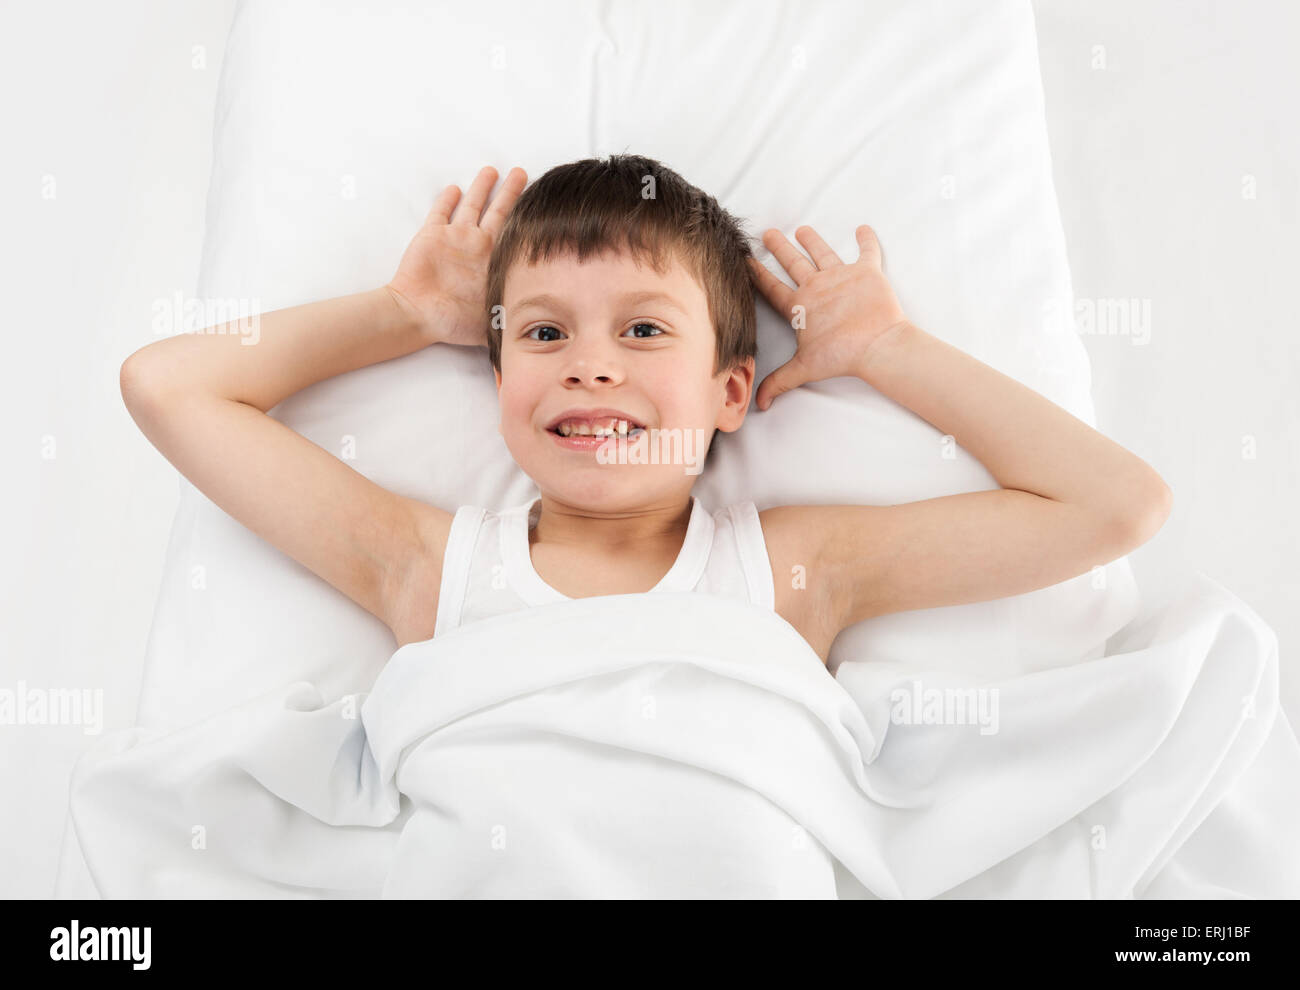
[116,345,172,418]
[119,347,169,413]
[1117,477,1173,547]
[119,351,150,408]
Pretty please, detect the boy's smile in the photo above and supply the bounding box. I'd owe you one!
[544,406,648,450]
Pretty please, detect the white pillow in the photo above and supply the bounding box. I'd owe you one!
[136,0,1137,731]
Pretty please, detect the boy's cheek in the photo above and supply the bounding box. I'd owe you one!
[495,388,528,426]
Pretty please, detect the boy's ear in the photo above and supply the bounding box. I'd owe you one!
[716,356,755,433]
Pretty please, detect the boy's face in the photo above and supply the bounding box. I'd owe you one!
[494,247,753,511]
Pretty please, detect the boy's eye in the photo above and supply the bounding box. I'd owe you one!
[523,322,665,342]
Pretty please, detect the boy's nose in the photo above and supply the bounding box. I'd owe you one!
[565,369,617,385]
[562,344,624,386]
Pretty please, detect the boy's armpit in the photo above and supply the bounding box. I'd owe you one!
[384,499,455,648]
[756,506,841,667]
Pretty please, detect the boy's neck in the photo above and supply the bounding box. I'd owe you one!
[530,493,693,555]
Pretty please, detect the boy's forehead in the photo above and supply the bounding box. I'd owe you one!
[505,249,705,312]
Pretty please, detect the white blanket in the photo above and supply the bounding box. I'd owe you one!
[67,576,1300,899]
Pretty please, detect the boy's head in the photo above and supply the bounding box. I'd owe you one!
[484,154,757,510]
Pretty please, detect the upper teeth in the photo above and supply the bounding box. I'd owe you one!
[557,418,636,437]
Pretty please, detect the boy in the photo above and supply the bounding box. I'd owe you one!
[120,155,1171,667]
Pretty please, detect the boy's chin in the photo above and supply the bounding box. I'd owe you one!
[542,474,688,509]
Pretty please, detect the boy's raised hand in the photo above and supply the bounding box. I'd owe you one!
[387,165,528,347]
[748,224,909,410]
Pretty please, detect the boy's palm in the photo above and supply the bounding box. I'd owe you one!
[389,165,528,347]
[748,224,907,410]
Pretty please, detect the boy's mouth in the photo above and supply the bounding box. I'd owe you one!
[544,410,647,439]
[546,423,647,453]
[544,414,647,452]
[547,429,644,452]
[548,420,645,439]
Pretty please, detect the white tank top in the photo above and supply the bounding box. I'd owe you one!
[434,496,776,636]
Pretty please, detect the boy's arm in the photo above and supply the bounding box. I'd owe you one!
[750,226,1171,646]
[120,165,526,643]
[120,286,447,640]
[762,330,1169,638]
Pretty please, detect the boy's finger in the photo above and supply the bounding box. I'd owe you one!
[855,224,884,269]
[761,228,817,287]
[480,167,528,239]
[795,225,843,268]
[747,256,795,316]
[424,183,461,227]
[450,166,499,226]
[756,356,809,412]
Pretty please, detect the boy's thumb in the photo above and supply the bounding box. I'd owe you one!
[756,358,807,411]
[856,224,883,269]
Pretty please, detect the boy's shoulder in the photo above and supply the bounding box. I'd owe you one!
[755,502,840,547]
[755,504,840,585]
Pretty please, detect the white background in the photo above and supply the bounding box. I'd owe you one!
[1,0,1295,897]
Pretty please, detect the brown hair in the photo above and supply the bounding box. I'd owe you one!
[484,154,757,376]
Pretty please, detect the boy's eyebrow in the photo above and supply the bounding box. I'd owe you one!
[513,290,690,317]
